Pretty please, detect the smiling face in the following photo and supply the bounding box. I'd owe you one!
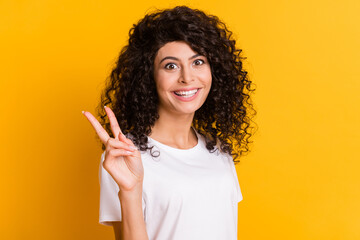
[153,41,212,117]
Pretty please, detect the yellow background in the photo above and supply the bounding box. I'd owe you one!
[1,0,359,239]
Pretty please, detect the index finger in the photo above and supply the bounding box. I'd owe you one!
[82,110,110,144]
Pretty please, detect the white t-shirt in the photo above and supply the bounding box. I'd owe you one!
[99,130,243,240]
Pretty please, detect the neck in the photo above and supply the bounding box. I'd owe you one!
[149,108,197,149]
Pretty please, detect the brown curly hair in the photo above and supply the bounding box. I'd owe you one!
[96,5,257,163]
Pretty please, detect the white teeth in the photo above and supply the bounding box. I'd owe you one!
[174,89,198,98]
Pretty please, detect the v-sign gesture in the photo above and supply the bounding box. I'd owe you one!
[82,106,144,192]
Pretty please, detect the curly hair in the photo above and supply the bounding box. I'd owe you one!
[96,5,257,163]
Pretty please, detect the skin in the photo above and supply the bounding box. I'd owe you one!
[82,41,212,240]
[149,41,212,149]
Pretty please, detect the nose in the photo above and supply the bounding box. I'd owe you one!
[179,65,194,84]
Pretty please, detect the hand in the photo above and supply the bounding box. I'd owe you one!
[82,106,144,192]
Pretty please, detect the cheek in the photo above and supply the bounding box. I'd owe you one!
[155,73,174,93]
[200,68,212,86]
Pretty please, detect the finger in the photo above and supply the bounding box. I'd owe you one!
[104,106,122,140]
[107,148,134,158]
[118,132,137,147]
[107,138,137,152]
[82,111,110,144]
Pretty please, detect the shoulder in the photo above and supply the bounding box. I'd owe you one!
[194,129,224,154]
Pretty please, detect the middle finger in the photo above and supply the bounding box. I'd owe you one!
[104,106,122,140]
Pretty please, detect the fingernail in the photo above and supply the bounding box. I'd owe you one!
[125,151,132,154]
[129,146,137,151]
[82,111,85,114]
[104,105,107,109]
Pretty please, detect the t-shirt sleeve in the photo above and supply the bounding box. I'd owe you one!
[98,151,146,226]
[227,154,243,203]
[99,151,122,225]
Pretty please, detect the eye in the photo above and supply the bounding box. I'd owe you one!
[193,59,205,66]
[164,63,178,70]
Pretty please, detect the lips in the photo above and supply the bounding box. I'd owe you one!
[171,88,201,102]
[173,89,199,98]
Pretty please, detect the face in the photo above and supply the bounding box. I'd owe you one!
[153,41,212,116]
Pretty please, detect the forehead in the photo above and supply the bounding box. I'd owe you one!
[155,41,198,60]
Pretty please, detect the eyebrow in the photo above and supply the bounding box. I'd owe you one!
[159,54,202,64]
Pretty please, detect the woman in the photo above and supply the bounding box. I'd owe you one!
[83,5,256,240]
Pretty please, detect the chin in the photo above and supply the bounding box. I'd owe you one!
[174,104,203,115]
